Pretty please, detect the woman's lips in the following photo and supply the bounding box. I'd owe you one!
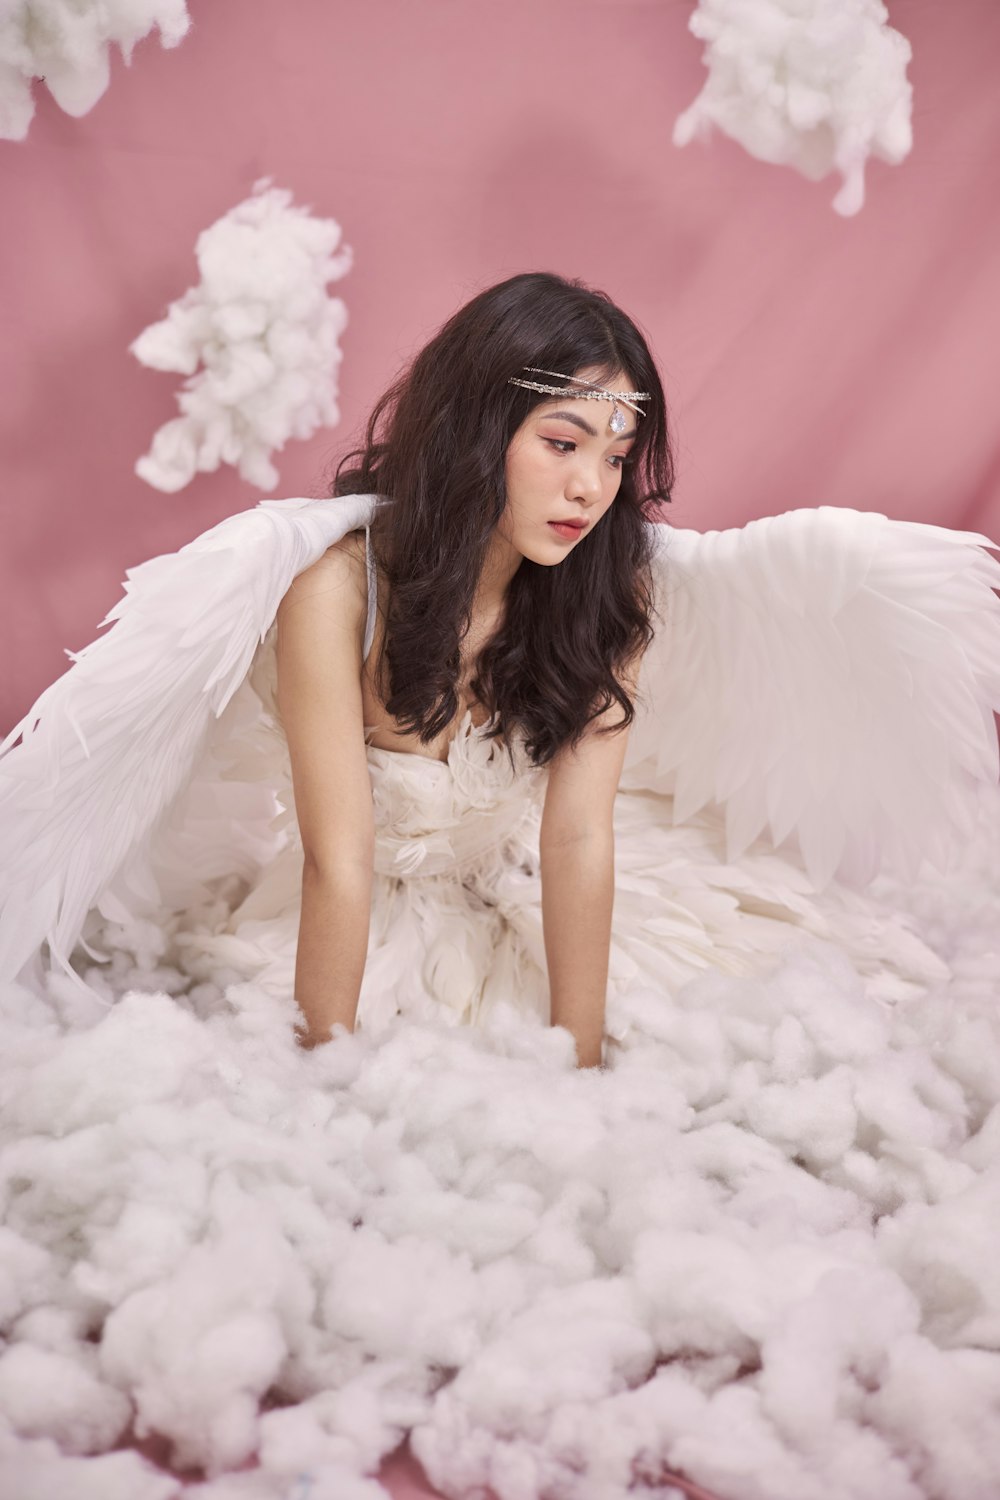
[548,521,585,540]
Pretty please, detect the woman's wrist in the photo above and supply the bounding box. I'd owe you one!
[551,1001,608,1068]
[293,1015,353,1049]
[575,1044,605,1070]
[293,1020,328,1049]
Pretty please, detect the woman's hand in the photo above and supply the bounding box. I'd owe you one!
[293,1021,333,1050]
[293,1010,358,1049]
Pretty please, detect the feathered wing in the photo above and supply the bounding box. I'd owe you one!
[622,506,1000,890]
[0,492,382,989]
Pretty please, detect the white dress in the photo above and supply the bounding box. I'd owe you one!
[52,515,972,1052]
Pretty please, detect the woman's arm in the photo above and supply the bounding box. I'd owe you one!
[540,662,640,1069]
[275,534,375,1046]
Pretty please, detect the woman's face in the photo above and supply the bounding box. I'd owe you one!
[499,366,638,565]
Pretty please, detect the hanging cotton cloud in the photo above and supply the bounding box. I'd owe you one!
[673,0,914,216]
[130,181,352,494]
[0,0,190,141]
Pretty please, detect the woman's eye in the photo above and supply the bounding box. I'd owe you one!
[545,439,576,454]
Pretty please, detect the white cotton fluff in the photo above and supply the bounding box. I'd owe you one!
[2,989,217,1134]
[757,1265,920,1445]
[1,801,1000,1500]
[673,0,913,215]
[184,1466,390,1500]
[0,1433,179,1500]
[868,1338,1000,1500]
[257,1376,431,1481]
[878,1173,1000,1349]
[98,1181,316,1473]
[131,180,352,493]
[0,1227,55,1325]
[0,1342,131,1454]
[0,0,190,141]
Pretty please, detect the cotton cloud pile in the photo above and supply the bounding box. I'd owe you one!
[673,0,913,215]
[130,181,352,494]
[0,0,190,141]
[1,800,999,1499]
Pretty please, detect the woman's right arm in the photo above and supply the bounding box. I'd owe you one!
[275,535,374,1046]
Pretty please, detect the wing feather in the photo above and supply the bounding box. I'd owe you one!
[623,506,1000,889]
[0,493,381,987]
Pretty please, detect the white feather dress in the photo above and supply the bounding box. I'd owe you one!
[3,491,999,1051]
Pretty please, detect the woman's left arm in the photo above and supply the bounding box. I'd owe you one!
[540,661,640,1069]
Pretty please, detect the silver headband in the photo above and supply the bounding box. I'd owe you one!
[508,366,650,434]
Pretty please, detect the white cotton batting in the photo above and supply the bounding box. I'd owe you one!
[0,1433,179,1500]
[673,0,913,215]
[0,1343,131,1454]
[131,180,352,493]
[2,800,1000,1497]
[0,0,190,141]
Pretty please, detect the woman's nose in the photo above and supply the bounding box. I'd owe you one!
[568,460,604,505]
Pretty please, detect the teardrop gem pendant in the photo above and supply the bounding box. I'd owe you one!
[608,404,627,434]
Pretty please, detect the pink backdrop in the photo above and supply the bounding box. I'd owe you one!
[3,1,1000,730]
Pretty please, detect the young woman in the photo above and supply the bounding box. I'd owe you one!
[3,272,999,1070]
[275,274,668,1066]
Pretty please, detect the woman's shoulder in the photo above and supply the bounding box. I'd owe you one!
[297,525,368,581]
[277,527,370,626]
[318,524,368,568]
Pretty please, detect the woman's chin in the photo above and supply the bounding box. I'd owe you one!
[523,538,576,566]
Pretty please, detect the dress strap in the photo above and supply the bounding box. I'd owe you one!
[363,524,378,664]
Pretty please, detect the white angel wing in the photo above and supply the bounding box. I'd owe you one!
[0,492,382,989]
[622,506,1000,890]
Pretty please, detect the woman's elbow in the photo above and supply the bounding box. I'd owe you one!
[301,829,375,885]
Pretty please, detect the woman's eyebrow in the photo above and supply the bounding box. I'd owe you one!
[538,409,637,441]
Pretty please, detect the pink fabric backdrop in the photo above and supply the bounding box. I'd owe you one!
[2,1,1000,730]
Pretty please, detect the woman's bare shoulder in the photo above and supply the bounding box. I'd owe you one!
[279,528,369,619]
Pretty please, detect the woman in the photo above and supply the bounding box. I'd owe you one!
[278,273,668,1065]
[3,272,1000,1069]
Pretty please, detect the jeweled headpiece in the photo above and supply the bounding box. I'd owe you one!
[507,367,651,434]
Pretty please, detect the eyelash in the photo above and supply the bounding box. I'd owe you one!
[544,438,631,468]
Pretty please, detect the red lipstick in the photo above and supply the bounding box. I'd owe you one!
[548,520,585,541]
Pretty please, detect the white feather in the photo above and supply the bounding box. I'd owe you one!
[0,493,381,989]
[622,507,1000,890]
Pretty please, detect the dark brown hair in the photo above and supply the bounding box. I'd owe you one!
[333,271,674,766]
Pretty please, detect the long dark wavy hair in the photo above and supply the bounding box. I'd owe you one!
[333,271,675,767]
